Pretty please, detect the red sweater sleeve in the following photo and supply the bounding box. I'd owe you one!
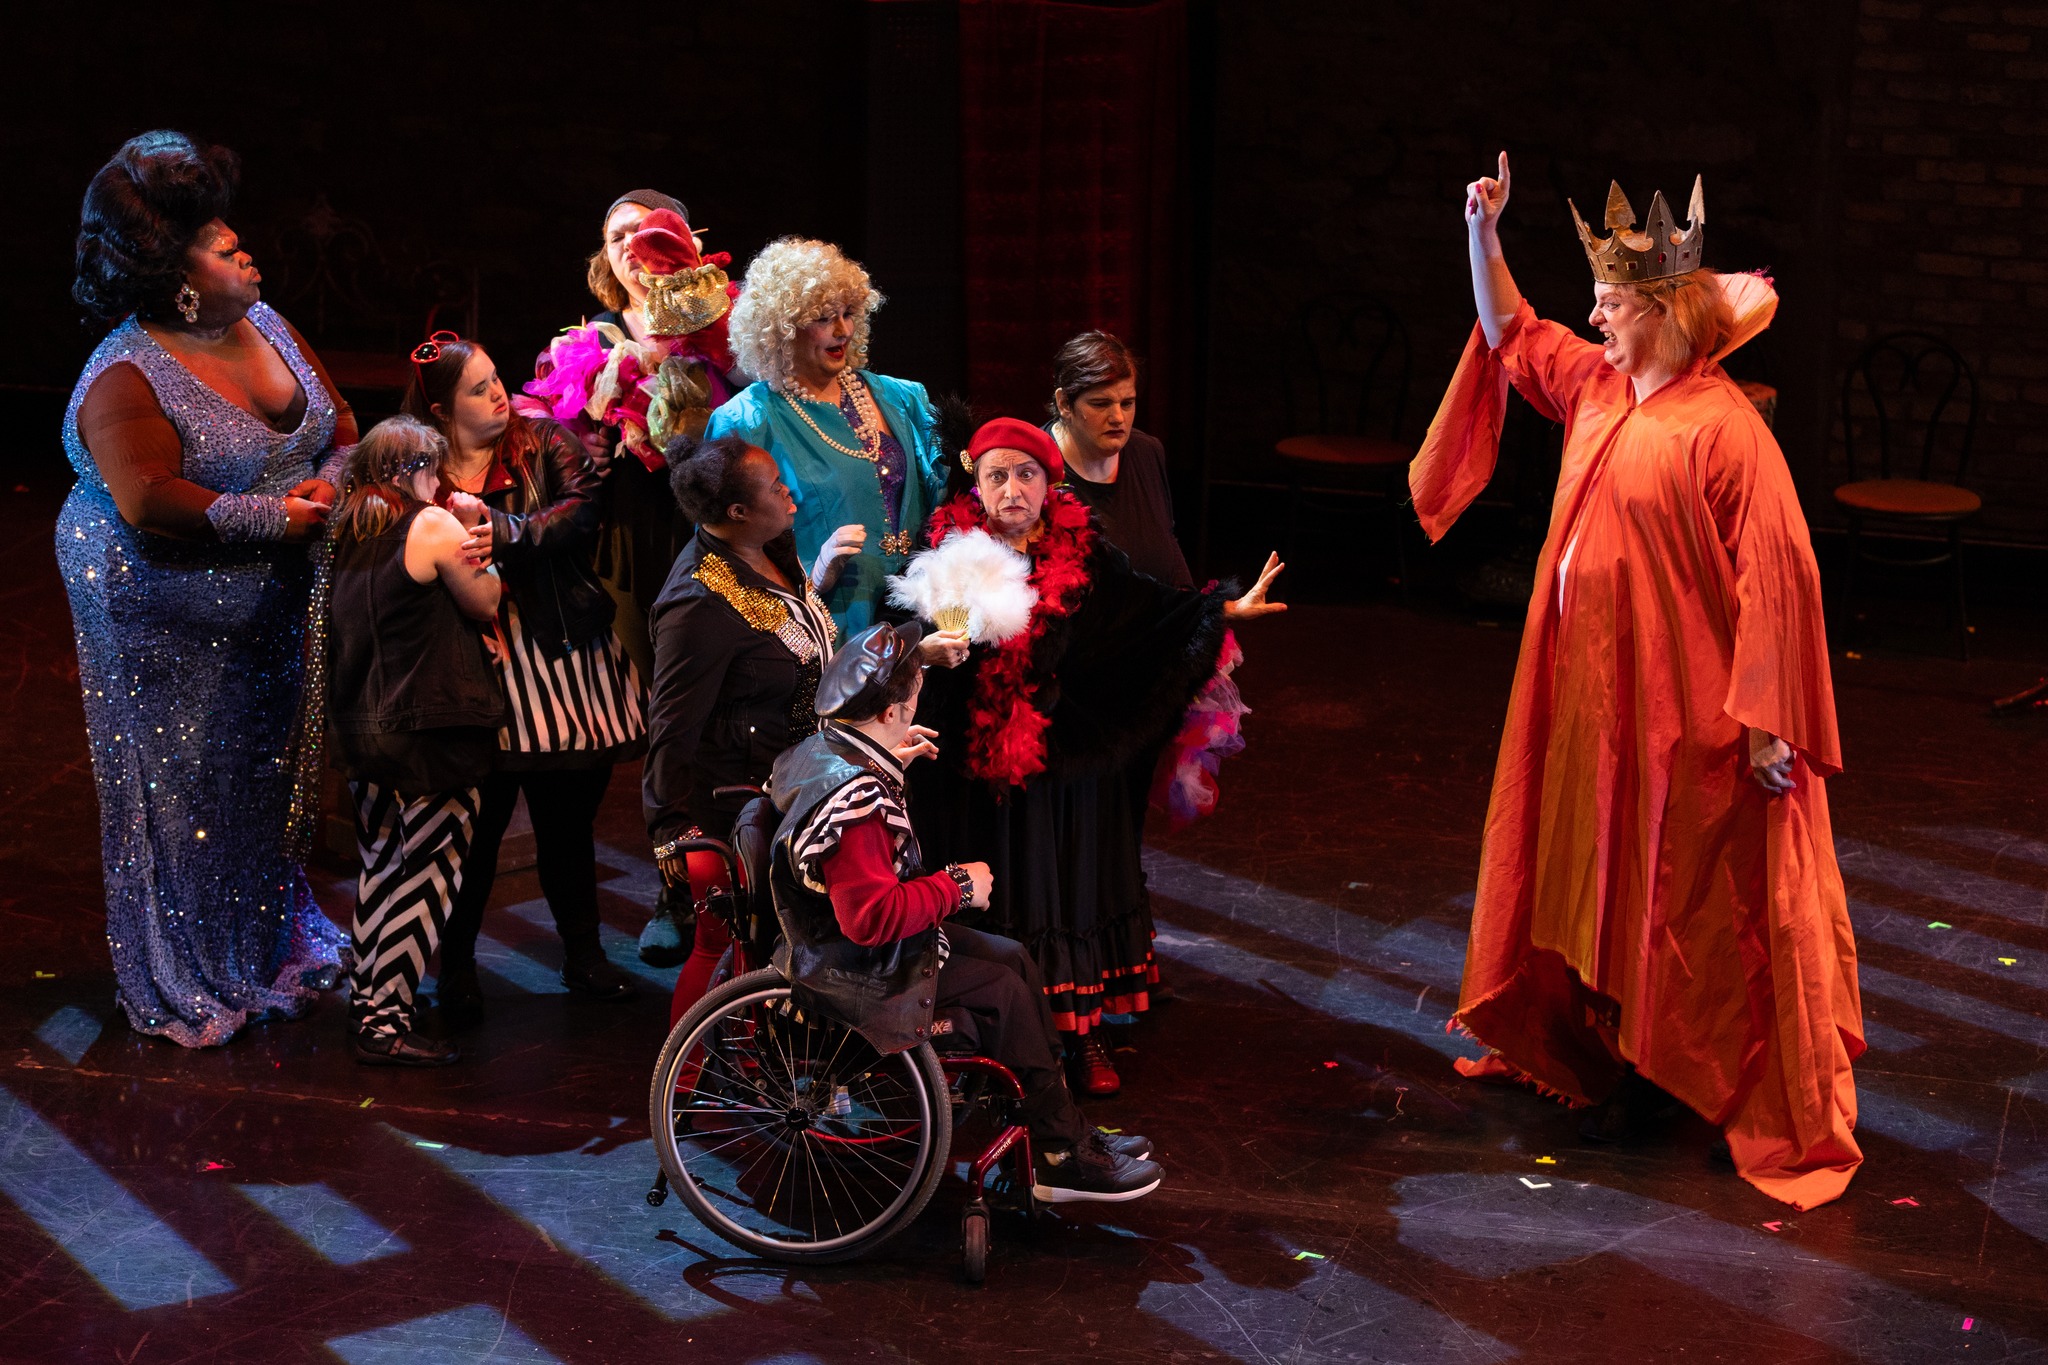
[821,814,957,947]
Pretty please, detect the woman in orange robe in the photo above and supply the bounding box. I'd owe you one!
[1411,153,1864,1210]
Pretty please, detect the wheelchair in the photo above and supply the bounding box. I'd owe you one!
[644,792,1036,1282]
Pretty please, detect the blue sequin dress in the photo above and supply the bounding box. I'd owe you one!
[56,304,351,1047]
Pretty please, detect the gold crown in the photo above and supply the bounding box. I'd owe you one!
[1570,177,1705,284]
[641,261,732,336]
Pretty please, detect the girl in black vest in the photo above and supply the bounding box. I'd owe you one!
[328,416,505,1065]
[404,335,646,1025]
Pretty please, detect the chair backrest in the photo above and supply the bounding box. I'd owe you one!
[1841,330,1979,485]
[1283,294,1411,440]
[727,795,781,957]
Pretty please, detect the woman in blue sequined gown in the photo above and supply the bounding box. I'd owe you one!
[57,132,354,1046]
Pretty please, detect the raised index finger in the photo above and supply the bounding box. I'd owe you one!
[1497,150,1511,191]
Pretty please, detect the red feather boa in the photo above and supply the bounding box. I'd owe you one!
[925,489,1097,788]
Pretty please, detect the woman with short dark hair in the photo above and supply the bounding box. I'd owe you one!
[1046,331,1191,590]
[643,434,839,1021]
[59,130,354,1046]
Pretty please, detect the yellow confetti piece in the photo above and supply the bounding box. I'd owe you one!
[1999,958,2017,966]
[1535,1156,1557,1165]
[358,1097,375,1109]
[33,971,57,980]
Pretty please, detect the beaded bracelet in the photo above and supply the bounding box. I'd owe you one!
[205,493,290,542]
[652,827,706,863]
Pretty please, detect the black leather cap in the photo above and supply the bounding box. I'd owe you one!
[816,622,926,720]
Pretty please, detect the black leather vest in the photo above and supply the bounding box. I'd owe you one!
[768,728,941,1055]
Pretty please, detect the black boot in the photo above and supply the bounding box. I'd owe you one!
[436,958,485,1032]
[561,948,635,1001]
[1578,1071,1675,1144]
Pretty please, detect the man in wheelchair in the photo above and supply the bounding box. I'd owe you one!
[768,621,1165,1204]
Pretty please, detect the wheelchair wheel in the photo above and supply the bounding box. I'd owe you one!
[962,1202,989,1284]
[648,967,952,1263]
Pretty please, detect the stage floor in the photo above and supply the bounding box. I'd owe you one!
[6,474,2048,1364]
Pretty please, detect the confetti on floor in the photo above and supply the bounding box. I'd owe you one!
[359,1097,375,1109]
[1534,1156,1557,1165]
[1890,1196,1921,1207]
[1927,921,1953,930]
[1520,1177,1551,1190]
[1761,1221,1784,1232]
[1292,1250,1326,1262]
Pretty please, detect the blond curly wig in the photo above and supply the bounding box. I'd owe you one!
[728,237,884,393]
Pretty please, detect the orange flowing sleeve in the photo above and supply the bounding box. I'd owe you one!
[1702,400,1843,775]
[1409,302,1608,542]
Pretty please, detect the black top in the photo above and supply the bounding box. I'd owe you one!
[1056,428,1193,589]
[472,417,617,655]
[643,528,830,846]
[328,505,506,793]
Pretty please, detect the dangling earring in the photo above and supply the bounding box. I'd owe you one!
[174,284,200,324]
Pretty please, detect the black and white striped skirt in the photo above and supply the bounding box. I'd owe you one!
[495,601,647,763]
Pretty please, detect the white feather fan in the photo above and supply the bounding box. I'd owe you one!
[886,529,1037,645]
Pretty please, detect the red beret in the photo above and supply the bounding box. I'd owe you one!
[966,416,1063,483]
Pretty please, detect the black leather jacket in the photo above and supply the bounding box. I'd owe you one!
[767,727,941,1056]
[477,418,616,655]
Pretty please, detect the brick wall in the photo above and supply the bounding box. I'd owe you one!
[1841,1,2048,542]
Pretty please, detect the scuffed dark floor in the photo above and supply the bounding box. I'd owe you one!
[5,465,2048,1364]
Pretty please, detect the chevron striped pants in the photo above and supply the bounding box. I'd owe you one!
[348,782,480,1038]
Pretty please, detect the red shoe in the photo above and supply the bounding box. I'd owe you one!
[1073,1034,1122,1097]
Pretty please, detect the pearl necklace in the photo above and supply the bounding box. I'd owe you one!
[781,372,886,464]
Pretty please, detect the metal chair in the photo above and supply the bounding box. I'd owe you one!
[1834,331,1981,657]
[1274,294,1415,596]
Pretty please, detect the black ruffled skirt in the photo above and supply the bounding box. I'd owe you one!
[912,759,1156,1035]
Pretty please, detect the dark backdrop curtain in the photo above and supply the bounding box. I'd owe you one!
[958,0,1189,439]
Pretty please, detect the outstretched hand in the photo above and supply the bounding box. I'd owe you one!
[1465,150,1511,233]
[1224,552,1288,621]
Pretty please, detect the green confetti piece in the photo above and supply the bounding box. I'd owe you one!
[1292,1250,1326,1261]
[1927,921,1953,930]
[414,1140,446,1150]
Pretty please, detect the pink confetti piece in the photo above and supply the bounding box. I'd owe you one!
[196,1159,234,1172]
[1890,1196,1920,1207]
[1322,1061,1339,1069]
[1761,1220,1784,1232]
[1962,1317,1975,1332]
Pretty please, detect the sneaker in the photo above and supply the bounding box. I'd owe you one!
[1099,1130,1153,1161]
[352,1027,459,1067]
[637,884,692,968]
[1071,1034,1121,1097]
[1032,1131,1163,1204]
